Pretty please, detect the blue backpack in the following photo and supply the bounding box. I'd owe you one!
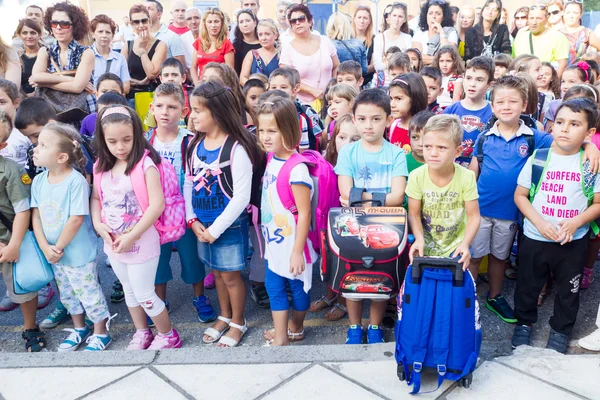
[395,257,481,393]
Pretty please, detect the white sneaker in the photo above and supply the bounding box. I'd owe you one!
[578,328,600,351]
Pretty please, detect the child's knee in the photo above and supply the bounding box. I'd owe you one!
[135,292,165,317]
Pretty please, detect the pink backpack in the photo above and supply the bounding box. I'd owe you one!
[266,150,339,262]
[94,150,186,245]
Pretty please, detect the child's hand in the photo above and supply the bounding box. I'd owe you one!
[201,229,216,244]
[43,245,63,264]
[191,221,207,242]
[452,243,471,271]
[582,144,600,174]
[96,223,114,246]
[409,238,424,264]
[340,196,349,207]
[0,244,20,263]
[113,232,137,253]
[535,220,560,242]
[290,251,305,276]
[557,219,578,245]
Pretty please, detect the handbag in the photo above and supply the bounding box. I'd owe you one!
[0,210,54,295]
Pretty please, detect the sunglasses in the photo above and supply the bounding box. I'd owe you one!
[289,15,307,25]
[515,15,527,20]
[429,0,447,5]
[549,9,561,15]
[131,18,149,25]
[529,5,547,11]
[50,20,72,29]
[565,0,583,3]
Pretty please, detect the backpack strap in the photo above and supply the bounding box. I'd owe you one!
[217,135,238,200]
[579,150,600,235]
[475,133,488,170]
[181,134,190,174]
[525,133,536,158]
[252,50,264,74]
[530,147,550,202]
[130,150,151,212]
[92,161,105,205]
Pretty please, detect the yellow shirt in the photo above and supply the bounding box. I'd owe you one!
[405,164,478,257]
[512,28,569,63]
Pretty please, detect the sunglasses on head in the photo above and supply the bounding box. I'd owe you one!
[50,20,72,29]
[131,18,149,25]
[429,0,447,5]
[289,15,307,25]
[529,4,547,11]
[564,0,583,4]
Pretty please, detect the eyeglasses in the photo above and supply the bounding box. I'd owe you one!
[549,9,561,15]
[529,5,547,11]
[565,0,583,3]
[131,18,149,26]
[50,20,72,29]
[289,15,307,25]
[429,0,447,5]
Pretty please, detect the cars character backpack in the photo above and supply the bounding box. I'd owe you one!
[320,188,408,300]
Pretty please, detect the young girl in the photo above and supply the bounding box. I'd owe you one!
[31,122,113,351]
[243,78,267,115]
[258,96,317,345]
[388,72,429,153]
[91,105,181,350]
[0,79,30,167]
[515,73,545,129]
[537,62,560,104]
[509,55,545,122]
[406,48,423,72]
[185,80,261,348]
[323,84,359,149]
[433,46,465,109]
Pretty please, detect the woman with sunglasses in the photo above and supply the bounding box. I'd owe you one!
[190,8,234,85]
[233,9,261,76]
[30,2,96,113]
[560,0,600,65]
[280,4,339,106]
[373,3,412,87]
[121,4,167,106]
[15,19,41,96]
[547,0,564,31]
[411,0,458,66]
[464,0,511,62]
[510,6,529,39]
[352,5,375,87]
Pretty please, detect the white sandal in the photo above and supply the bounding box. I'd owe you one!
[202,316,231,344]
[217,319,248,348]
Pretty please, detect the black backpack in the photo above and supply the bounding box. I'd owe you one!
[296,102,321,151]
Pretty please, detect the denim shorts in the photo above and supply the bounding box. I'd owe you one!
[155,228,206,285]
[197,215,249,272]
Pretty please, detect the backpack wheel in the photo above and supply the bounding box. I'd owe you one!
[397,364,406,381]
[459,374,472,388]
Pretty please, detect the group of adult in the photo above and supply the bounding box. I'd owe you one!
[0,0,599,115]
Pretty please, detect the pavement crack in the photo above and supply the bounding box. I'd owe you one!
[147,365,196,400]
[319,362,391,400]
[76,366,143,400]
[252,362,316,400]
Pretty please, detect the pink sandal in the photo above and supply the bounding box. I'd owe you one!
[204,272,216,289]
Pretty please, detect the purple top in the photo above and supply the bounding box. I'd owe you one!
[80,113,97,137]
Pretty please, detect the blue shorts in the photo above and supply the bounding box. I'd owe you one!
[155,228,206,285]
[197,215,249,272]
[265,264,310,312]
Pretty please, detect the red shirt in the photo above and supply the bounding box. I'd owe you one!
[389,120,411,152]
[192,38,235,78]
[168,24,189,35]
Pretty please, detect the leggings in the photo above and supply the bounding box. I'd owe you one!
[109,256,165,317]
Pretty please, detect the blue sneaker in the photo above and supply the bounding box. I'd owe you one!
[346,325,364,344]
[193,295,216,323]
[84,334,112,351]
[147,300,170,328]
[40,302,69,329]
[58,326,91,352]
[367,325,385,344]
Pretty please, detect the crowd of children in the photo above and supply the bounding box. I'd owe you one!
[3,46,600,355]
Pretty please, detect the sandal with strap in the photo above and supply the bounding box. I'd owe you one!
[22,327,46,352]
[325,303,348,321]
[287,328,305,342]
[309,295,338,313]
[218,319,248,347]
[202,316,231,344]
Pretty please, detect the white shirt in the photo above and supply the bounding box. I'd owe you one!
[153,24,185,59]
[0,128,31,167]
[181,31,197,69]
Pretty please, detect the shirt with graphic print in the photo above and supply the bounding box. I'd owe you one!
[443,101,493,167]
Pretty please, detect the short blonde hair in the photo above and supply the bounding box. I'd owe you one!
[423,115,463,147]
[326,83,360,103]
[326,12,354,41]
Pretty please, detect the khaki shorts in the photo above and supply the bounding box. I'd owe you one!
[471,217,519,260]
[1,262,37,304]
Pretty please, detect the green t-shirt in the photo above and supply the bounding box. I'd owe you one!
[405,164,478,257]
[406,152,425,173]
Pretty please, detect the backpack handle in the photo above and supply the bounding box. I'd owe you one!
[349,188,385,207]
[411,257,464,287]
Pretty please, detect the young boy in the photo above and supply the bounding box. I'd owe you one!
[146,58,190,129]
[0,115,44,351]
[80,74,126,137]
[387,53,411,82]
[407,110,435,173]
[469,75,554,324]
[420,67,444,115]
[443,56,495,168]
[407,114,480,269]
[81,92,128,137]
[336,60,364,90]
[513,98,600,353]
[493,53,512,81]
[335,89,408,344]
[146,83,216,325]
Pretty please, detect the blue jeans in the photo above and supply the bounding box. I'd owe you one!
[197,215,249,272]
[265,264,310,312]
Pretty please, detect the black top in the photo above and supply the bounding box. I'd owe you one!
[464,24,511,62]
[127,39,161,97]
[234,40,261,75]
[20,53,37,94]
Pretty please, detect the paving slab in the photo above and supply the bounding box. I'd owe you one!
[0,350,157,369]
[0,366,138,400]
[445,361,580,400]
[496,347,600,399]
[154,362,308,400]
[262,364,384,400]
[84,368,188,400]
[326,360,452,399]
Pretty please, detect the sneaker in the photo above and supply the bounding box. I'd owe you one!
[346,325,364,345]
[581,268,594,289]
[0,294,17,312]
[148,328,182,349]
[84,334,112,351]
[40,302,69,329]
[110,280,125,303]
[127,329,154,350]
[193,295,216,323]
[58,326,91,352]
[546,328,569,354]
[204,272,216,289]
[511,325,532,349]
[250,284,270,309]
[578,328,600,351]
[367,325,385,344]
[37,284,54,309]
[486,293,517,323]
[146,300,170,328]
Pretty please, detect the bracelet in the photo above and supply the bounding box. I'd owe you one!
[187,218,198,228]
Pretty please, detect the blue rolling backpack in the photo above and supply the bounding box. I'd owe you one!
[395,257,481,393]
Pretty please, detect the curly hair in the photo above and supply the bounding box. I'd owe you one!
[419,0,454,32]
[44,2,90,42]
[90,14,117,35]
[287,4,313,27]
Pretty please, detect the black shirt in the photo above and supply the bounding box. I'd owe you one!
[20,53,37,94]
[234,40,261,75]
